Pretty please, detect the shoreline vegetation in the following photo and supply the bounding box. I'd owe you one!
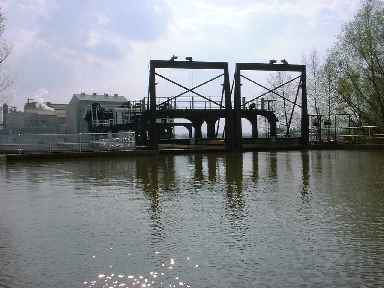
[305,0,384,127]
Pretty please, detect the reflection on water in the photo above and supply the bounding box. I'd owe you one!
[1,151,384,287]
[225,154,245,216]
[82,255,197,288]
[301,151,310,199]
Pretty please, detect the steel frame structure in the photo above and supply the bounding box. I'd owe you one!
[234,62,308,150]
[148,60,233,149]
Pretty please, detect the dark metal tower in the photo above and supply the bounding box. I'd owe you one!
[148,59,233,150]
[234,62,308,150]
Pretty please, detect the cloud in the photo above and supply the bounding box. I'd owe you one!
[2,0,171,105]
[32,0,170,62]
[1,0,361,107]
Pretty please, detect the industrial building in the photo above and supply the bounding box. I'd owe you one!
[65,93,128,133]
[1,93,142,135]
[2,101,67,134]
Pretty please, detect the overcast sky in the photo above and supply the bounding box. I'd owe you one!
[1,0,361,108]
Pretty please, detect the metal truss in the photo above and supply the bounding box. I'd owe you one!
[148,60,232,149]
[234,62,308,149]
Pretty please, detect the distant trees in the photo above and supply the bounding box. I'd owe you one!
[268,1,384,130]
[320,0,384,126]
[268,1,384,128]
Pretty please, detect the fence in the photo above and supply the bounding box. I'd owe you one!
[309,123,384,144]
[0,132,136,153]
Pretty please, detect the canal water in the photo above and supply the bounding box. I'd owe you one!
[0,151,384,287]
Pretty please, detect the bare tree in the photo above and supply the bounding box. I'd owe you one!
[0,9,11,101]
[305,50,324,116]
[267,71,302,136]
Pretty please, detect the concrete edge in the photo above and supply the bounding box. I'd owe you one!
[2,144,384,162]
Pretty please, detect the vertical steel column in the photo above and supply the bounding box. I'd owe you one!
[270,120,277,137]
[301,67,309,145]
[224,64,234,151]
[149,61,159,149]
[206,120,216,138]
[192,120,203,139]
[233,65,242,151]
[251,118,258,138]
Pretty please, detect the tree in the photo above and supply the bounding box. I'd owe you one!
[267,71,302,136]
[0,8,11,101]
[304,50,329,117]
[324,0,384,125]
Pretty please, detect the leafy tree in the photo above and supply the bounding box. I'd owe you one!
[325,0,384,125]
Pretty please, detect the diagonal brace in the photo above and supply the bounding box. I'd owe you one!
[241,74,302,108]
[157,73,224,107]
[286,78,302,136]
[155,73,224,108]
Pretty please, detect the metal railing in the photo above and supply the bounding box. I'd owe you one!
[0,132,136,153]
[157,96,223,110]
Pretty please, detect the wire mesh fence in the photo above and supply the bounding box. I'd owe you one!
[0,132,136,153]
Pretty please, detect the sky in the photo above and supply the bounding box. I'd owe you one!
[0,0,362,108]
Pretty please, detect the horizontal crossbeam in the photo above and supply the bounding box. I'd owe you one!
[151,60,228,70]
[237,62,305,72]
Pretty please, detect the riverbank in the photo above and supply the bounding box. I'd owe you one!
[1,143,384,162]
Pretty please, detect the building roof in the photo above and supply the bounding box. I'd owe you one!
[72,93,127,103]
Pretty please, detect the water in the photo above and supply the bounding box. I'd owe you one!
[1,151,384,287]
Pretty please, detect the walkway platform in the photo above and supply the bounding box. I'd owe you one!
[2,143,384,162]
